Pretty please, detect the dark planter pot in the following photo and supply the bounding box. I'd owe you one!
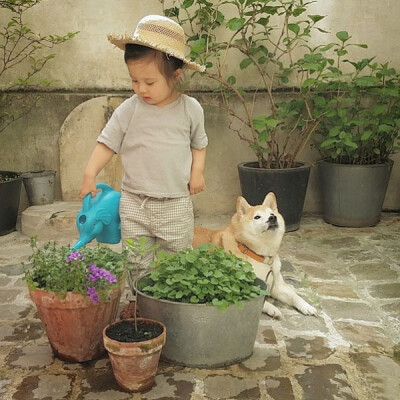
[318,160,393,227]
[237,162,310,232]
[0,171,22,235]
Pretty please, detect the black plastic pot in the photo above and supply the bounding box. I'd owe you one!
[0,171,22,235]
[237,162,311,232]
[318,160,393,227]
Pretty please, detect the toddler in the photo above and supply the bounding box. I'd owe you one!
[79,15,208,289]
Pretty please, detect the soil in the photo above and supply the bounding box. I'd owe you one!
[106,320,163,343]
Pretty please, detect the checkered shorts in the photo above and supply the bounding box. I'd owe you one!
[120,190,194,290]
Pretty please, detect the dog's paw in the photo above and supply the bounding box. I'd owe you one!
[296,300,317,316]
[262,302,282,319]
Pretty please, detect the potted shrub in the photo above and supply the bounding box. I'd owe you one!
[103,318,166,392]
[312,32,400,227]
[160,0,337,230]
[131,240,268,368]
[102,237,166,392]
[24,238,127,362]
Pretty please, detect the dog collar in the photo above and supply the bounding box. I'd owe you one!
[238,243,266,263]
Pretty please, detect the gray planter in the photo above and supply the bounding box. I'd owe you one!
[136,275,267,368]
[318,160,393,227]
[22,170,56,205]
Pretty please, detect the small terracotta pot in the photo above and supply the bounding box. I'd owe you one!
[103,318,166,392]
[29,285,122,362]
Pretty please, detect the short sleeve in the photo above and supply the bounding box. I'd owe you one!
[187,96,208,149]
[97,96,137,153]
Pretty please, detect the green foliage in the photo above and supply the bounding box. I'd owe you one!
[136,244,268,311]
[160,0,331,168]
[125,236,159,259]
[0,171,20,182]
[312,57,400,164]
[23,238,128,302]
[160,0,400,168]
[0,0,79,132]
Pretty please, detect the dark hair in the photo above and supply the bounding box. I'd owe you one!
[124,43,184,83]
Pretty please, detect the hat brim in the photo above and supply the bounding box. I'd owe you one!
[107,34,205,73]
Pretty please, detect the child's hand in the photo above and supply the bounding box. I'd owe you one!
[79,176,97,199]
[189,172,206,195]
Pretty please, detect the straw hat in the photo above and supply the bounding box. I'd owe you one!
[107,15,205,72]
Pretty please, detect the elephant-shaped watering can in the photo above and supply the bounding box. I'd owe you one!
[73,183,121,249]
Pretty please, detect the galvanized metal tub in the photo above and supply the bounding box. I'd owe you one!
[136,275,266,368]
[22,170,56,205]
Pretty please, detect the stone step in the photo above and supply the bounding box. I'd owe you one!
[21,201,81,241]
[20,201,232,243]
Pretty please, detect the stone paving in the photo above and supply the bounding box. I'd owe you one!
[1,211,400,399]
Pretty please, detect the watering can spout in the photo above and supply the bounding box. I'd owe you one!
[72,238,88,250]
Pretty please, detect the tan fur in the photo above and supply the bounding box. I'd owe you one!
[193,192,316,318]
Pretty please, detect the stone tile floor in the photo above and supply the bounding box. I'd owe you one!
[1,212,400,400]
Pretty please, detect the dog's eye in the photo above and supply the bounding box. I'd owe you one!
[254,215,261,220]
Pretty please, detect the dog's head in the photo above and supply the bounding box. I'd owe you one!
[234,192,285,241]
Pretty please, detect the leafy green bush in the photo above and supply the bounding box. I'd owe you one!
[24,238,127,303]
[0,0,79,132]
[159,0,338,168]
[137,244,268,311]
[312,55,400,164]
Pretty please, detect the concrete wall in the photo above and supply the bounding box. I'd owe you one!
[1,0,400,215]
[1,0,400,91]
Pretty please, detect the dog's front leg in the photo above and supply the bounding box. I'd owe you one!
[260,257,282,318]
[269,256,317,316]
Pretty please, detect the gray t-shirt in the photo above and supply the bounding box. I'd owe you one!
[98,94,208,198]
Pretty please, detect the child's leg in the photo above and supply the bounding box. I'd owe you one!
[120,191,157,293]
[152,196,194,253]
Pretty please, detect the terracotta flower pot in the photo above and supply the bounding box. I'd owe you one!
[29,285,122,362]
[103,318,166,392]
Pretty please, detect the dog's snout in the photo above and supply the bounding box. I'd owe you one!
[268,214,277,224]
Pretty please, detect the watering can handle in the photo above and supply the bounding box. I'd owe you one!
[82,183,113,211]
[96,183,113,192]
[82,193,91,211]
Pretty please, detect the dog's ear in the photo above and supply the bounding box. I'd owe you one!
[263,192,278,211]
[236,196,251,216]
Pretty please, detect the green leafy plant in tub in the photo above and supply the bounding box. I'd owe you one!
[135,243,268,311]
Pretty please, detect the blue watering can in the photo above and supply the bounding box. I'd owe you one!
[73,183,121,249]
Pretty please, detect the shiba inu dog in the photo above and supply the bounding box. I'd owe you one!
[193,192,316,318]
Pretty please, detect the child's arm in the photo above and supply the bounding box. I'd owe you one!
[189,147,206,195]
[79,142,115,198]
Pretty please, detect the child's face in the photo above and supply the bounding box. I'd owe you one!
[126,57,181,107]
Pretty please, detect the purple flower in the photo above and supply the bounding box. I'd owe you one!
[67,251,83,264]
[87,287,100,304]
[87,264,117,284]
